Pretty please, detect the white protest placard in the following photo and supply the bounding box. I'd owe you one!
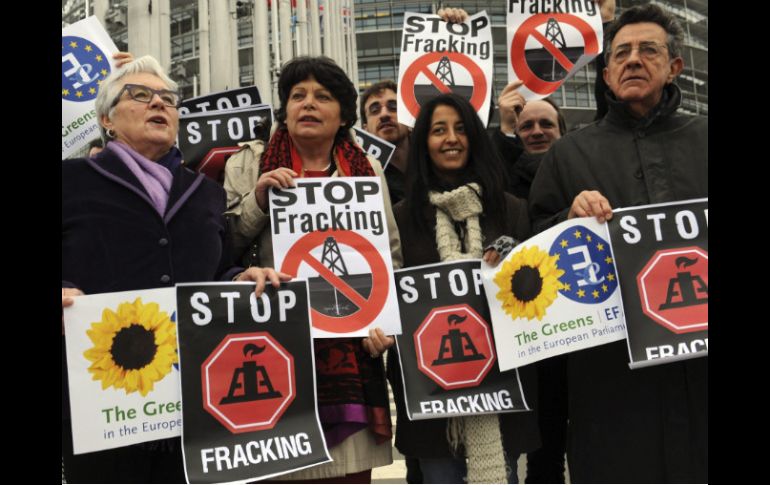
[62,16,119,159]
[507,0,603,101]
[482,218,626,371]
[269,178,402,338]
[397,11,494,127]
[63,288,181,454]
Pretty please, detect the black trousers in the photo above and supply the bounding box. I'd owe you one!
[525,355,568,484]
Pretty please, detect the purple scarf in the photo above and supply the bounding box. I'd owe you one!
[107,141,174,216]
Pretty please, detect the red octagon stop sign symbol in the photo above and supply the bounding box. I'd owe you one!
[637,246,708,334]
[414,304,496,390]
[202,332,295,434]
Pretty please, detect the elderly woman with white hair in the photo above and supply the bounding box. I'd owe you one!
[62,55,288,483]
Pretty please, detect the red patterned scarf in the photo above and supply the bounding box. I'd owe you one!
[260,126,375,177]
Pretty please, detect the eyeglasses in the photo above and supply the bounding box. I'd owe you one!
[607,41,669,64]
[367,99,398,116]
[111,83,181,108]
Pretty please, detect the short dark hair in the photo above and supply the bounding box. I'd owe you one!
[359,80,398,123]
[404,93,508,236]
[274,56,358,141]
[604,4,685,62]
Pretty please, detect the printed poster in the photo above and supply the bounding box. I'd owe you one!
[397,11,494,127]
[63,288,180,454]
[482,217,626,371]
[607,199,708,369]
[507,0,603,100]
[176,281,331,483]
[269,178,402,337]
[395,260,530,420]
[62,16,119,158]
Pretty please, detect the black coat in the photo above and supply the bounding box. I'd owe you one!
[528,84,708,483]
[62,151,236,294]
[388,193,541,460]
[62,149,239,482]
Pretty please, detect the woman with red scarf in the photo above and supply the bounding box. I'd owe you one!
[223,56,402,483]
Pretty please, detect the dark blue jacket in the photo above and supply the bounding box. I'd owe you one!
[62,148,239,419]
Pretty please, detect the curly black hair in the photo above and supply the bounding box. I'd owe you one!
[274,56,358,141]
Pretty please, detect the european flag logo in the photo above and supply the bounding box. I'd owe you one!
[62,35,111,102]
[549,225,617,304]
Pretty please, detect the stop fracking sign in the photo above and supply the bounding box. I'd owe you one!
[506,0,603,101]
[394,260,530,420]
[397,11,494,127]
[607,199,709,369]
[269,178,402,338]
[176,282,331,483]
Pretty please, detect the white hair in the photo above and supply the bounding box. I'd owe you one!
[94,55,178,142]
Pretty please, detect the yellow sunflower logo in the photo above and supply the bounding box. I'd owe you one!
[494,245,565,321]
[83,298,178,396]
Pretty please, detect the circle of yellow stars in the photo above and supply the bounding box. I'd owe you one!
[62,40,108,100]
[557,229,617,300]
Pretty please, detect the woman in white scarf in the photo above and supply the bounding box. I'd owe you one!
[388,93,539,483]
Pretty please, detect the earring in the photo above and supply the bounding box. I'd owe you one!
[106,128,116,139]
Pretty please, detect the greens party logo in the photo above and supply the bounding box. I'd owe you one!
[494,245,565,320]
[493,225,618,321]
[62,35,111,102]
[83,298,178,396]
[549,225,617,304]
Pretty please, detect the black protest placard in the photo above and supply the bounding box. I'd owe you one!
[176,281,330,484]
[177,105,273,182]
[179,86,262,116]
[353,127,396,169]
[394,260,530,420]
[607,199,709,369]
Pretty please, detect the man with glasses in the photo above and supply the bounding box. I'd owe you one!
[528,4,707,483]
[360,80,410,206]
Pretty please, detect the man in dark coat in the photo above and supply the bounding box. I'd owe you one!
[528,4,707,483]
[360,80,410,206]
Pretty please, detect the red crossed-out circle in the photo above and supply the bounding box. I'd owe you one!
[281,230,389,333]
[510,13,600,96]
[401,51,488,119]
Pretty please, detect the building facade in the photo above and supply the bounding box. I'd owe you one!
[62,0,707,129]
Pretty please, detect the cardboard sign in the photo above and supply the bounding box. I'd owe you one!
[507,0,603,100]
[62,16,118,158]
[269,178,402,337]
[397,11,494,127]
[482,218,626,371]
[63,288,180,454]
[176,282,331,483]
[607,199,709,369]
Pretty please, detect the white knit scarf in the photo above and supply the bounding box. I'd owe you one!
[428,183,484,261]
[428,183,510,484]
